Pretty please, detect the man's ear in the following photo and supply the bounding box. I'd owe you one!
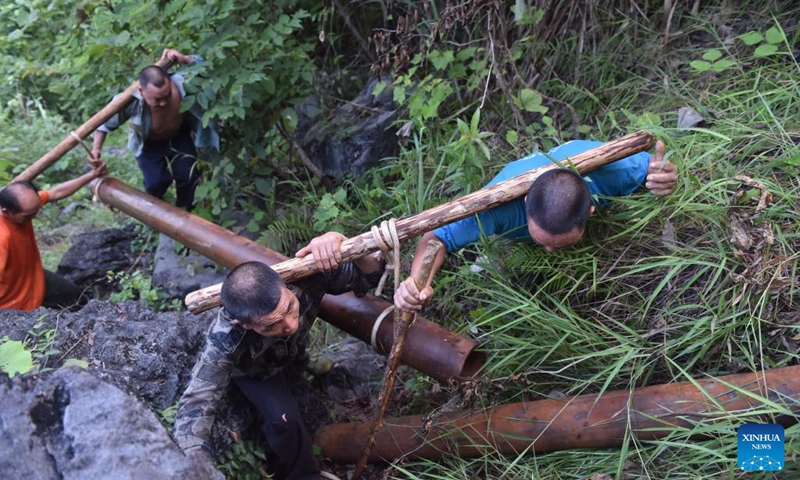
[589,205,596,216]
[231,319,251,330]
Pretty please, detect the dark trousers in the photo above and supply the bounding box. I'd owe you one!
[42,270,86,310]
[234,373,320,480]
[136,121,199,209]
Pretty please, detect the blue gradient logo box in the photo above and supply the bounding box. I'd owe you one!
[738,424,784,471]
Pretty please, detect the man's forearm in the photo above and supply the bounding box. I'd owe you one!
[48,170,99,202]
[91,131,106,158]
[410,231,448,289]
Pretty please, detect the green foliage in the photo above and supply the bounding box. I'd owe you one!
[312,188,349,232]
[739,25,788,57]
[158,402,179,429]
[690,49,737,73]
[0,337,34,377]
[216,439,270,480]
[107,270,181,311]
[26,317,61,373]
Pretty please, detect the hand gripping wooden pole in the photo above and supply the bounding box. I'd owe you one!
[185,130,656,313]
[352,239,443,480]
[13,57,174,183]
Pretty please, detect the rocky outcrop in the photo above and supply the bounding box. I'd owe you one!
[0,367,223,480]
[298,76,398,178]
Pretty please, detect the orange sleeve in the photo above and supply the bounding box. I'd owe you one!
[0,233,8,283]
[39,190,50,207]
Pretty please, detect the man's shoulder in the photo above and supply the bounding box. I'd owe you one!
[206,313,246,355]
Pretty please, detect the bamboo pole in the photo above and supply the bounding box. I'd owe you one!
[314,365,800,463]
[90,176,486,383]
[186,130,656,313]
[13,57,174,183]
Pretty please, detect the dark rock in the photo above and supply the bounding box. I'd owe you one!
[0,367,223,480]
[323,337,387,402]
[298,76,398,178]
[152,233,228,299]
[0,300,340,459]
[56,226,140,288]
[0,301,253,455]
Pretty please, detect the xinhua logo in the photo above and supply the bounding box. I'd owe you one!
[738,424,784,471]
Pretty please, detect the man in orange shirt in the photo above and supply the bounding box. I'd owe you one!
[0,161,107,311]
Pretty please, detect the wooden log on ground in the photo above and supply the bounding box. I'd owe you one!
[314,365,800,463]
[90,176,485,383]
[13,57,174,183]
[186,130,656,313]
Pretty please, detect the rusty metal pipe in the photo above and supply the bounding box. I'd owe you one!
[91,177,485,382]
[314,365,800,463]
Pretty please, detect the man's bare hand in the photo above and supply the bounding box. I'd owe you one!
[161,48,191,65]
[646,140,678,196]
[394,277,433,312]
[295,232,346,272]
[90,161,108,178]
[87,150,102,168]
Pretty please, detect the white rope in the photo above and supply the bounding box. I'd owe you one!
[371,218,400,298]
[69,131,93,156]
[91,175,110,204]
[369,218,401,353]
[370,305,394,353]
[320,472,343,480]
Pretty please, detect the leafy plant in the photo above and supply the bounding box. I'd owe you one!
[0,337,34,378]
[739,25,788,57]
[216,439,271,480]
[26,317,61,373]
[107,270,180,311]
[690,49,737,73]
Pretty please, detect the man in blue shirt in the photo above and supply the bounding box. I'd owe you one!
[91,49,219,209]
[394,139,678,311]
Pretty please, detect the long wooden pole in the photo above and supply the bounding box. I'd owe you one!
[186,130,656,313]
[13,57,174,183]
[315,365,800,463]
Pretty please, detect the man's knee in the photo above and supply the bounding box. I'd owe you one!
[143,175,172,199]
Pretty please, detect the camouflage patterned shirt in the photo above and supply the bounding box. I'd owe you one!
[173,262,381,453]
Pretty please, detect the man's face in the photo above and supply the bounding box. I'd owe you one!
[139,81,173,111]
[1,189,40,224]
[526,217,585,253]
[239,287,301,338]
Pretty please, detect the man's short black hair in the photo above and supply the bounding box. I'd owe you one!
[221,261,284,324]
[0,181,39,213]
[138,65,171,89]
[525,169,592,235]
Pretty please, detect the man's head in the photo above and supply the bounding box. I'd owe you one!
[221,261,300,338]
[0,181,41,224]
[138,65,173,111]
[524,169,595,253]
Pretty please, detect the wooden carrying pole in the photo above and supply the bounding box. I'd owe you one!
[314,365,800,463]
[13,57,174,183]
[353,240,443,480]
[186,130,656,313]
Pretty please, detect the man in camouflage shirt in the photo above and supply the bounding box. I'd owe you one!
[173,232,383,479]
